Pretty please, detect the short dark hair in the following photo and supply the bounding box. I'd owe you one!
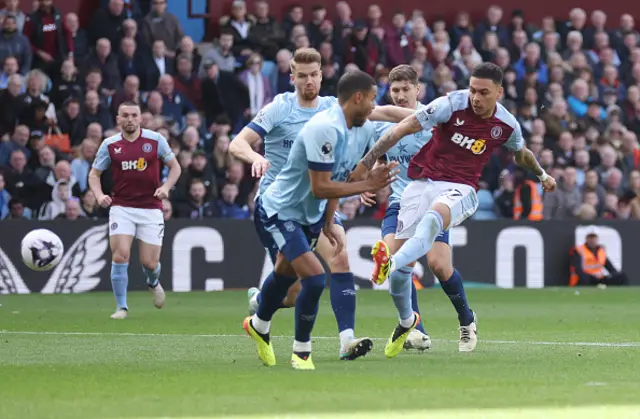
[471,62,504,85]
[118,101,141,112]
[389,65,418,85]
[337,70,376,102]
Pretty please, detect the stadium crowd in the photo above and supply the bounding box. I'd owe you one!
[0,0,639,221]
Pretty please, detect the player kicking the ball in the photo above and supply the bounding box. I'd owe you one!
[89,101,181,319]
[243,70,398,370]
[353,63,556,357]
[230,48,411,360]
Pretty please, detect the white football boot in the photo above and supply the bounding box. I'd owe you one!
[248,287,260,315]
[403,329,432,351]
[459,312,478,352]
[110,308,128,320]
[150,283,165,309]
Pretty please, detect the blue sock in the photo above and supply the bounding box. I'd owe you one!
[257,276,288,309]
[389,267,414,321]
[330,272,356,334]
[411,279,426,334]
[393,210,443,269]
[294,274,326,343]
[256,272,297,321]
[111,262,128,310]
[142,263,161,287]
[441,269,474,326]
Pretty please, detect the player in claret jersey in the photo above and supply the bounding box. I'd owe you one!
[88,101,182,319]
[352,63,557,357]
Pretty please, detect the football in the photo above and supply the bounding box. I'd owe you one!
[21,229,64,272]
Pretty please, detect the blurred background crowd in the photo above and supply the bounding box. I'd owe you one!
[0,0,639,222]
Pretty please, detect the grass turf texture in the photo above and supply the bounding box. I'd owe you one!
[1,288,639,419]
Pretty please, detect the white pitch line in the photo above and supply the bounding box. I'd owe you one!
[1,330,639,348]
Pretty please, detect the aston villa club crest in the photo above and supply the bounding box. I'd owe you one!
[142,143,152,153]
[491,126,503,139]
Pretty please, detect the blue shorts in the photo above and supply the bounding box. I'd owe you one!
[381,203,450,244]
[254,197,343,263]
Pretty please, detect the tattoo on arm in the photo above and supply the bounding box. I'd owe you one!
[515,148,543,176]
[361,116,421,169]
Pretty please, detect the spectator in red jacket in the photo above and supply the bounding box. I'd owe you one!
[23,0,73,74]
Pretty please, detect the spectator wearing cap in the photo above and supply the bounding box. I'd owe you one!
[0,124,30,166]
[0,75,24,136]
[23,0,73,74]
[473,5,509,49]
[56,96,84,146]
[88,0,126,47]
[142,0,183,59]
[0,15,32,74]
[65,12,88,60]
[0,0,26,32]
[199,29,236,77]
[219,0,253,57]
[341,19,386,76]
[50,58,82,109]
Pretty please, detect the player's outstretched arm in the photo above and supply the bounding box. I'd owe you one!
[369,105,415,123]
[514,146,557,192]
[309,164,399,199]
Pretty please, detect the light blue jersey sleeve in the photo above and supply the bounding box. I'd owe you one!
[504,120,525,152]
[157,134,175,162]
[92,141,111,171]
[304,125,338,172]
[414,95,454,132]
[247,96,286,137]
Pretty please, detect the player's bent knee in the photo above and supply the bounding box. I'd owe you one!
[328,249,350,273]
[140,259,159,271]
[431,203,452,229]
[302,273,325,292]
[428,258,453,282]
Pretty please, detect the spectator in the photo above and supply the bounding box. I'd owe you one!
[173,53,202,110]
[23,0,72,74]
[342,19,386,76]
[142,0,183,58]
[175,36,201,76]
[81,38,121,96]
[157,74,194,126]
[239,53,272,119]
[0,74,23,135]
[71,138,98,192]
[88,0,126,47]
[56,197,84,220]
[56,97,84,146]
[215,182,250,219]
[200,29,235,77]
[514,42,548,83]
[569,229,628,286]
[272,49,294,95]
[0,0,27,32]
[0,55,21,89]
[50,58,82,109]
[0,15,32,74]
[0,124,30,166]
[0,172,11,219]
[38,178,69,220]
[82,90,113,131]
[6,197,32,219]
[334,1,353,42]
[247,0,284,61]
[143,40,174,91]
[111,74,141,115]
[65,12,88,60]
[543,166,582,219]
[473,5,509,48]
[219,0,252,57]
[176,178,215,219]
[307,4,327,48]
[2,149,36,208]
[117,37,144,84]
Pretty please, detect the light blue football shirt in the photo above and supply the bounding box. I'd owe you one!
[246,92,337,197]
[261,104,377,225]
[373,103,433,205]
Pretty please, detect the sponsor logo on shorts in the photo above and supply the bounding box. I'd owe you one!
[450,133,486,155]
[142,143,152,153]
[121,158,148,171]
[284,221,295,232]
[111,222,118,230]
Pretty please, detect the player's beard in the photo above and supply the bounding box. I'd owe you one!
[123,123,140,135]
[300,87,318,101]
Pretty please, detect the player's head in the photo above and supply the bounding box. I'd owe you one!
[469,62,504,118]
[291,48,322,101]
[337,70,377,127]
[388,65,420,109]
[117,101,142,134]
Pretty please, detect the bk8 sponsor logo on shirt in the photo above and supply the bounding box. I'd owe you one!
[121,157,148,171]
[450,132,487,155]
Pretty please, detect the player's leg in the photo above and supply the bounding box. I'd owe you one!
[380,203,430,351]
[108,207,136,319]
[426,238,477,352]
[135,209,166,309]
[316,219,373,361]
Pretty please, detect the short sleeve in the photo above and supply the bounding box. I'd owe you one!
[414,95,453,131]
[504,121,525,152]
[305,125,338,172]
[157,134,175,162]
[247,97,285,138]
[92,141,111,171]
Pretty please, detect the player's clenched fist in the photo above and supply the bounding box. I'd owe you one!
[542,176,557,192]
[97,194,112,208]
[367,161,399,190]
[154,185,170,200]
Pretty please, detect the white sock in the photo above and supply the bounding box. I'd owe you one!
[339,329,355,349]
[293,340,312,353]
[399,313,415,328]
[251,315,270,334]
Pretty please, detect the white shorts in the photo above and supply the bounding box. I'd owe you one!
[109,206,165,246]
[396,179,478,240]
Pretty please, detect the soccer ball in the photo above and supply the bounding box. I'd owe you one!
[21,229,64,272]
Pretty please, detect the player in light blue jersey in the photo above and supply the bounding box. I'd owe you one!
[230,48,412,361]
[242,70,399,370]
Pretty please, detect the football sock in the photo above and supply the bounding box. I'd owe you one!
[330,272,356,340]
[294,274,325,343]
[389,267,414,323]
[410,279,427,334]
[142,263,161,287]
[256,286,288,309]
[293,340,312,358]
[255,272,297,325]
[392,210,444,271]
[440,269,474,326]
[111,262,129,310]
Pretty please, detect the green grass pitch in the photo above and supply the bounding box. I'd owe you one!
[1,288,639,419]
